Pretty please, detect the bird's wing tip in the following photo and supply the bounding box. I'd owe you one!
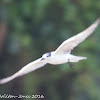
[0,79,5,85]
[96,17,100,24]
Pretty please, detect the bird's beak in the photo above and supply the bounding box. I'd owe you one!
[41,58,45,60]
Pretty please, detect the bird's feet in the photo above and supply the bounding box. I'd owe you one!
[68,59,75,69]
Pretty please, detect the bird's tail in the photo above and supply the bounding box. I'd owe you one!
[69,55,87,62]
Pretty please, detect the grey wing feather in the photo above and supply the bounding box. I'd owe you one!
[55,18,100,54]
[0,58,47,84]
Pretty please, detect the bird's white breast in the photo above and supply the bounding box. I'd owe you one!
[45,53,71,65]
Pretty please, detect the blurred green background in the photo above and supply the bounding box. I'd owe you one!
[0,0,100,100]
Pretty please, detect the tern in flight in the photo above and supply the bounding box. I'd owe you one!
[0,18,100,84]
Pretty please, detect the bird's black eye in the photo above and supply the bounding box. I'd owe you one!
[42,52,51,59]
[46,52,51,57]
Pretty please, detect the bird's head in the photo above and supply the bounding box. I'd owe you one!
[41,52,51,60]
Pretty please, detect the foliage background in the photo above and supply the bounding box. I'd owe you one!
[0,0,100,100]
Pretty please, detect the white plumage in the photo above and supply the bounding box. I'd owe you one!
[0,18,100,84]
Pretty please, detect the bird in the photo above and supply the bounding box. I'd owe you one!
[0,18,100,84]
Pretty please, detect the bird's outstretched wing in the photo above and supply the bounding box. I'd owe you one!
[0,58,47,84]
[55,18,100,54]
